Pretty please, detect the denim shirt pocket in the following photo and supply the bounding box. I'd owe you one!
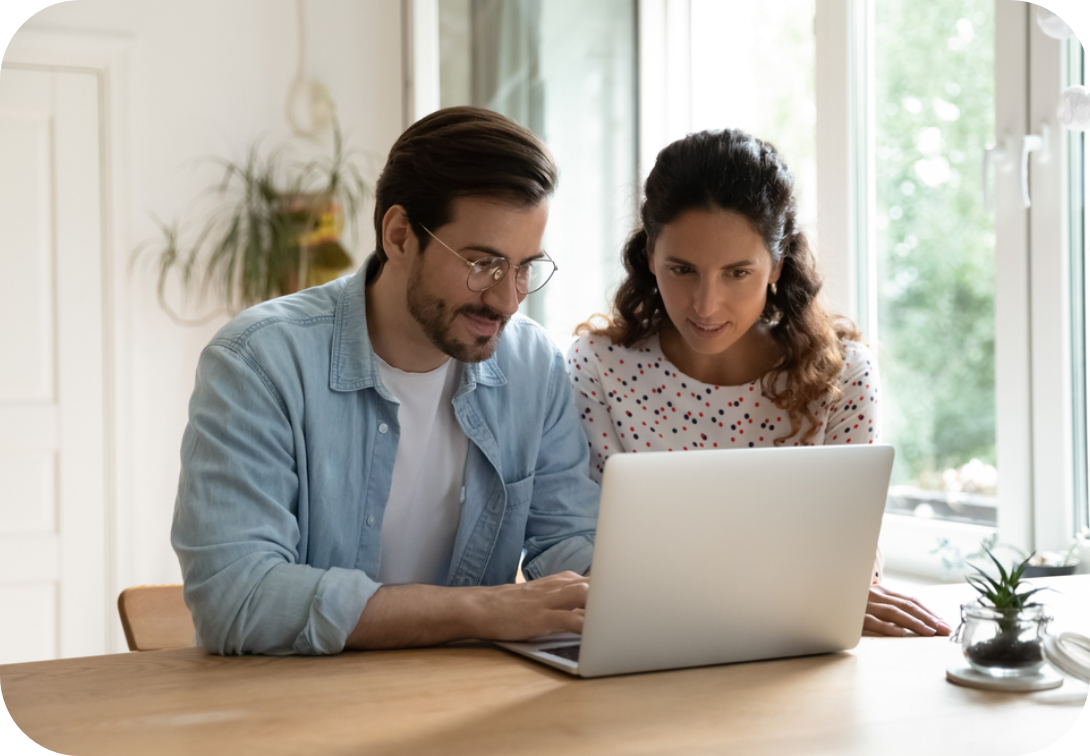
[504,473,535,510]
[484,473,534,583]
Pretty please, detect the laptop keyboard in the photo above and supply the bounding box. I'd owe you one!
[542,643,581,662]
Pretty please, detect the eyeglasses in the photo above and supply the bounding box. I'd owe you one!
[417,223,558,295]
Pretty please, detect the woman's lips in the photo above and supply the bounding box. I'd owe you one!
[688,318,726,338]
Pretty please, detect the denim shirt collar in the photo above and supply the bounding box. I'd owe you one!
[328,261,506,395]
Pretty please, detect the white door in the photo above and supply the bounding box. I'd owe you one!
[0,65,107,663]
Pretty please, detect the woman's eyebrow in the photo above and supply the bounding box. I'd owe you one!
[662,255,755,270]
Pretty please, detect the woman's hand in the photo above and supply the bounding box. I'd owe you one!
[863,585,953,637]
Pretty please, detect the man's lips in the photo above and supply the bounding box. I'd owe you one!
[462,310,504,337]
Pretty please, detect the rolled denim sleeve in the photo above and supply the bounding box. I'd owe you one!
[171,344,376,655]
[521,347,599,579]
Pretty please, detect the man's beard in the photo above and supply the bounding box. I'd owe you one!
[407,262,509,363]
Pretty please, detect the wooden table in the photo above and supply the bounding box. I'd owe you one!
[3,577,1088,756]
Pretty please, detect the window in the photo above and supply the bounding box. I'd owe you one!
[415,0,1084,574]
[871,0,999,528]
[689,0,818,238]
[437,0,637,346]
[850,1,1082,572]
[1071,38,1089,535]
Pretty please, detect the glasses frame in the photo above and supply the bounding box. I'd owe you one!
[416,222,558,295]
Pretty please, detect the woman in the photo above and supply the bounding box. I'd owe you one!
[567,128,951,638]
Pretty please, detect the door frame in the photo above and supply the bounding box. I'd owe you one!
[3,28,131,653]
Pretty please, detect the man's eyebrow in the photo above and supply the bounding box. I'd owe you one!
[462,245,548,263]
[662,255,756,270]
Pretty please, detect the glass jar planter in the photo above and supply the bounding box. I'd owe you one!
[956,603,1051,678]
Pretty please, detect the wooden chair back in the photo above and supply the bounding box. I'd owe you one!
[117,584,195,652]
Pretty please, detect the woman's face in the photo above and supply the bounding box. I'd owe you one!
[649,209,781,358]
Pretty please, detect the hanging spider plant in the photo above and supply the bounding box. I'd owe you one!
[138,121,369,324]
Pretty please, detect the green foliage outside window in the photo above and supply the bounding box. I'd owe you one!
[874,0,997,491]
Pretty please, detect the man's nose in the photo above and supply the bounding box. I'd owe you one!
[483,268,523,317]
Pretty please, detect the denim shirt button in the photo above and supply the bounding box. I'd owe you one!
[378,423,388,434]
[366,515,375,526]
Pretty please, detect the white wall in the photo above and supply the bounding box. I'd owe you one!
[13,0,402,651]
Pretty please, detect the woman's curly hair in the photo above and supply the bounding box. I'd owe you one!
[580,128,859,444]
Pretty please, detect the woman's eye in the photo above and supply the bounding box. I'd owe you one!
[729,269,751,280]
[668,266,692,276]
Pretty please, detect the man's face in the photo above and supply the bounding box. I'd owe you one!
[406,196,550,363]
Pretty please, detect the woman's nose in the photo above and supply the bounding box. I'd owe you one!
[692,278,722,317]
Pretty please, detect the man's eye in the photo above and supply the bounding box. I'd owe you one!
[471,258,502,272]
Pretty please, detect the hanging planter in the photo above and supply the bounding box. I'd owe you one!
[137,122,368,324]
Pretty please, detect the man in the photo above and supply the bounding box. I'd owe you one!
[172,107,598,655]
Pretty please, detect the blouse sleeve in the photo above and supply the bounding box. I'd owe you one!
[823,342,881,446]
[565,335,624,485]
[823,342,884,584]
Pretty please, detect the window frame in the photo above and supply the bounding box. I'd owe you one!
[821,0,1079,577]
[407,0,1084,577]
[1072,42,1089,538]
[1028,11,1078,555]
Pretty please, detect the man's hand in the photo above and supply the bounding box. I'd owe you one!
[863,584,953,637]
[345,571,589,650]
[469,570,589,640]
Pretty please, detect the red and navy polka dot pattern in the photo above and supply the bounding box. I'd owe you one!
[566,333,884,583]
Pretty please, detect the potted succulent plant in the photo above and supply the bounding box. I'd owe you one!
[137,121,369,323]
[955,547,1052,678]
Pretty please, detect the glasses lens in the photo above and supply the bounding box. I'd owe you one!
[519,260,555,294]
[465,258,555,293]
[467,258,507,291]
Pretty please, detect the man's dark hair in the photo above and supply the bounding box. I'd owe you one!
[370,106,557,276]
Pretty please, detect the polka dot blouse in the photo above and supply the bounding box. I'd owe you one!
[566,332,884,584]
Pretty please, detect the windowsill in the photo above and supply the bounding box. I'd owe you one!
[886,486,997,526]
[879,512,997,580]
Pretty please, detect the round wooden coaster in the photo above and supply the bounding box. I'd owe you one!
[946,661,1064,692]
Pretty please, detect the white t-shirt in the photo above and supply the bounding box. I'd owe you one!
[375,355,469,585]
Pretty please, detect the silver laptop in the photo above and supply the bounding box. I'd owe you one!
[497,444,894,677]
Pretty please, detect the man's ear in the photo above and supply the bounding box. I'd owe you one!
[381,205,415,270]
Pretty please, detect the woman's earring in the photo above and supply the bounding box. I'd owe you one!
[770,282,778,296]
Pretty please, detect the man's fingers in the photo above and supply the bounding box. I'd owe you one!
[541,581,589,611]
[552,608,585,635]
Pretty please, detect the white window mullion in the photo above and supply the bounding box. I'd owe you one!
[1028,24,1076,553]
[402,0,440,127]
[815,0,860,320]
[638,0,692,184]
[993,0,1034,553]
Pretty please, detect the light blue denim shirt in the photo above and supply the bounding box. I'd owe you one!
[171,263,599,655]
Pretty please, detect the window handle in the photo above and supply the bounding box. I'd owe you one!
[1019,125,1050,209]
[984,129,1050,212]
